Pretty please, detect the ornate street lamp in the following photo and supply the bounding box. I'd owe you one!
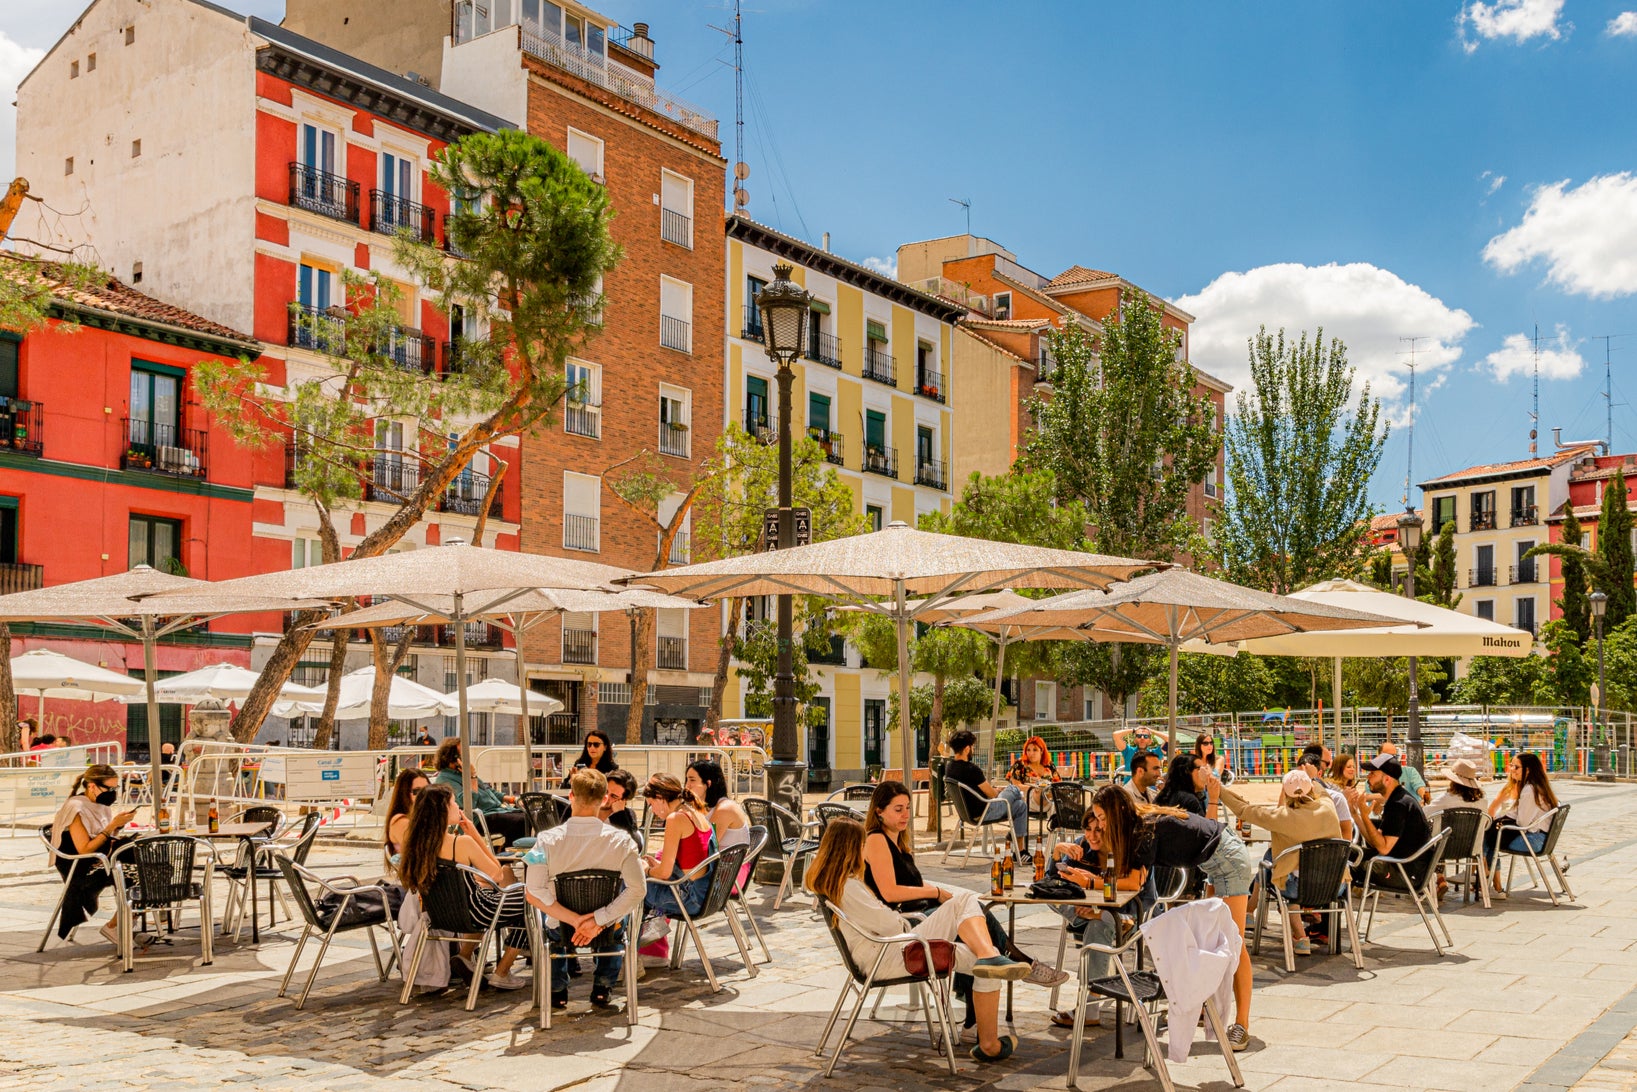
[755,262,811,814]
[1591,589,1610,780]
[1396,506,1426,774]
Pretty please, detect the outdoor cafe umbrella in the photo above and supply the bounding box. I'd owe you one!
[0,567,328,804]
[625,522,1156,806]
[315,585,700,786]
[1232,578,1536,754]
[273,666,457,722]
[145,541,633,809]
[11,649,148,718]
[452,677,565,719]
[118,662,325,706]
[962,568,1409,752]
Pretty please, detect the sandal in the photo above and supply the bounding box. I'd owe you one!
[1051,1009,1100,1029]
[970,1034,1018,1063]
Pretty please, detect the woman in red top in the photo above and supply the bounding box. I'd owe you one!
[642,772,716,917]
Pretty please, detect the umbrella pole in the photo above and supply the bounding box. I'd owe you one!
[1167,604,1180,754]
[454,593,474,814]
[895,580,915,817]
[1333,657,1343,757]
[514,616,533,791]
[987,633,1008,768]
[142,616,164,823]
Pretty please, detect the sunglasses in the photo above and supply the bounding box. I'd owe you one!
[586,741,605,749]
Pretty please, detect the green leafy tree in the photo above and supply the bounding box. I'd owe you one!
[1419,520,1460,608]
[1541,619,1592,706]
[1597,466,1636,629]
[1599,615,1637,712]
[1344,656,1448,733]
[1212,328,1387,593]
[1367,550,1394,589]
[922,468,1090,551]
[1136,652,1276,718]
[1450,654,1552,706]
[733,597,832,732]
[196,129,619,741]
[1557,502,1592,642]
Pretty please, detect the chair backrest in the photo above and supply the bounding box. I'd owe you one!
[553,868,625,918]
[421,861,479,934]
[1048,782,1087,830]
[735,825,769,895]
[1401,827,1451,891]
[1150,864,1190,905]
[1434,807,1487,863]
[948,779,992,825]
[743,797,799,846]
[519,792,565,835]
[127,835,200,909]
[813,802,862,834]
[819,898,903,985]
[694,843,750,920]
[274,853,325,930]
[1539,803,1571,856]
[842,784,877,802]
[289,812,323,865]
[237,805,283,834]
[1292,838,1353,908]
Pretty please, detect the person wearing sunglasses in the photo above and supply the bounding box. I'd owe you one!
[49,764,137,945]
[561,729,619,787]
[384,768,431,865]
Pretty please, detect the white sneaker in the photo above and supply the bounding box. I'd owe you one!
[1024,961,1071,988]
[487,971,528,991]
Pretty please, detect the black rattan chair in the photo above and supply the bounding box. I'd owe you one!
[531,868,640,1029]
[650,842,755,992]
[1047,782,1089,838]
[274,855,399,1008]
[811,802,863,835]
[1434,806,1493,908]
[400,861,525,1010]
[1252,838,1362,972]
[519,792,568,835]
[109,834,215,973]
[837,784,878,803]
[743,796,817,910]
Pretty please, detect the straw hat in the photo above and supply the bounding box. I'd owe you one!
[1444,757,1483,789]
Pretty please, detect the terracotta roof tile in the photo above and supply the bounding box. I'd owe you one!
[1,254,256,345]
[964,317,1051,331]
[1419,445,1598,487]
[1046,265,1119,289]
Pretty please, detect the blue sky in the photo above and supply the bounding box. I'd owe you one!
[5,0,1637,512]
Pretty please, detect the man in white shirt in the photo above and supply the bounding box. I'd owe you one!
[1297,749,1354,842]
[1126,752,1162,802]
[524,768,646,1010]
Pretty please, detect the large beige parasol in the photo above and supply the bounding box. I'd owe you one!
[627,523,1156,797]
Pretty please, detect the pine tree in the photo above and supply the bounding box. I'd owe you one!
[1597,466,1636,629]
[1558,502,1591,643]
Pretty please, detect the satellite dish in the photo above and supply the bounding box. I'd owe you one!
[734,161,750,181]
[734,187,749,208]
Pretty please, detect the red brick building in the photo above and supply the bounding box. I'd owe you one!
[1546,450,1637,621]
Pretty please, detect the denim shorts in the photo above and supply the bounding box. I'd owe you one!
[1200,826,1259,899]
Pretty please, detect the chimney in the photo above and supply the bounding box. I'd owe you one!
[822,231,831,253]
[628,22,655,60]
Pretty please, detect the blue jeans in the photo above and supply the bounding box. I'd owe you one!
[549,922,624,992]
[980,784,1028,840]
[645,864,712,918]
[1484,827,1546,866]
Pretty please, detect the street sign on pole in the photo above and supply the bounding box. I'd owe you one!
[761,506,813,551]
[791,506,812,546]
[761,508,781,552]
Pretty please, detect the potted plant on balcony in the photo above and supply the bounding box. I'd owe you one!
[125,447,150,469]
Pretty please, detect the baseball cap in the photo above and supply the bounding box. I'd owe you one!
[1281,768,1314,798]
[1365,754,1403,780]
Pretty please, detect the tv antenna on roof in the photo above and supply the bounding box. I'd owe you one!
[949,196,971,235]
[1400,336,1426,506]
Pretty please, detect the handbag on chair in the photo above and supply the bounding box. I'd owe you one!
[901,938,955,977]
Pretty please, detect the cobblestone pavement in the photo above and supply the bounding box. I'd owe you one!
[3,781,1637,1091]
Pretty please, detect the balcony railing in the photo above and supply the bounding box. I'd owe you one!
[668,530,690,566]
[368,190,436,243]
[807,330,842,369]
[288,162,359,224]
[657,635,687,670]
[563,626,598,665]
[1470,510,1497,531]
[565,399,601,439]
[123,419,206,478]
[659,422,689,457]
[289,304,346,354]
[1035,354,1056,387]
[1510,561,1539,584]
[863,445,898,479]
[441,620,502,649]
[442,212,470,259]
[1510,505,1539,527]
[660,315,691,352]
[661,207,692,248]
[915,369,946,403]
[1469,566,1498,588]
[1514,619,1538,637]
[863,345,896,386]
[0,561,43,594]
[742,317,764,342]
[442,470,503,520]
[564,513,599,552]
[377,326,438,375]
[814,430,844,466]
[442,337,488,377]
[915,456,948,491]
[0,397,44,456]
[744,411,776,445]
[811,634,846,666]
[369,457,417,503]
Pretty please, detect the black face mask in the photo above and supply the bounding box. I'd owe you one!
[94,788,118,806]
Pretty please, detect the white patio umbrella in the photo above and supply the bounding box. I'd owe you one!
[626,522,1156,803]
[274,667,457,721]
[1233,578,1536,753]
[146,542,634,807]
[965,569,1408,751]
[118,662,325,705]
[450,677,565,718]
[0,568,328,799]
[314,585,700,785]
[11,649,149,714]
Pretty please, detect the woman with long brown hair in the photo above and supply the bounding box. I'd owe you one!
[1044,800,1149,1029]
[807,818,1026,1064]
[383,767,430,864]
[641,772,716,918]
[398,785,529,990]
[48,764,137,944]
[1485,752,1559,895]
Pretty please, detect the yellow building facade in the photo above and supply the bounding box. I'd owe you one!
[722,215,962,778]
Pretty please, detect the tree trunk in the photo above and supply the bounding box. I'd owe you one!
[704,599,742,735]
[310,619,351,751]
[625,607,653,744]
[366,625,418,751]
[234,619,325,742]
[0,623,15,754]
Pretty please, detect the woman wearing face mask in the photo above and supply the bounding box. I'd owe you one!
[48,764,138,945]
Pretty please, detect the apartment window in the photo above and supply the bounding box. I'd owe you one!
[128,363,183,456]
[864,320,894,385]
[1474,600,1495,621]
[915,425,943,489]
[915,340,943,400]
[659,277,692,352]
[656,608,687,669]
[0,498,19,567]
[1473,543,1496,587]
[70,61,79,79]
[1034,680,1056,721]
[660,170,693,248]
[863,700,886,767]
[994,291,1012,320]
[807,302,840,366]
[1510,485,1537,526]
[565,360,601,438]
[1470,490,1497,531]
[659,384,691,457]
[1515,540,1536,584]
[563,10,606,55]
[300,123,339,176]
[566,128,603,181]
[129,514,182,572]
[744,375,771,438]
[562,610,597,665]
[64,157,73,176]
[1430,495,1456,534]
[86,53,96,72]
[0,340,18,399]
[563,471,600,551]
[1515,597,1537,635]
[808,392,831,435]
[864,409,892,476]
[743,276,766,340]
[125,25,135,45]
[865,504,884,532]
[372,420,408,501]
[290,536,323,569]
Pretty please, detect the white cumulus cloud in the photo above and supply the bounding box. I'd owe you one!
[860,255,897,279]
[1459,0,1569,52]
[0,32,45,186]
[1174,262,1476,408]
[1483,173,1637,298]
[1608,11,1637,35]
[1477,325,1585,381]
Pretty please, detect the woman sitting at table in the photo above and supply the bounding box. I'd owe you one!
[1154,751,1215,819]
[808,817,1029,1063]
[1044,803,1149,1029]
[640,773,716,921]
[1006,735,1061,797]
[383,767,430,866]
[1485,752,1558,896]
[560,729,618,786]
[1219,768,1341,957]
[396,785,528,990]
[49,764,138,944]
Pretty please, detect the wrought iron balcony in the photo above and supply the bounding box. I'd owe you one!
[1510,560,1539,584]
[563,626,597,664]
[288,162,359,224]
[1510,505,1538,527]
[442,212,470,259]
[123,419,206,478]
[915,369,946,403]
[811,634,847,666]
[667,530,690,565]
[660,314,691,352]
[289,304,346,354]
[442,337,488,377]
[377,326,438,375]
[439,620,502,649]
[744,410,776,445]
[813,430,844,466]
[369,457,417,503]
[0,561,43,594]
[863,346,896,386]
[564,513,599,552]
[915,456,948,491]
[807,330,842,369]
[442,470,503,520]
[1469,566,1498,588]
[863,445,898,479]
[1470,510,1497,531]
[742,316,764,342]
[369,190,436,243]
[661,207,692,248]
[565,399,601,439]
[0,397,44,456]
[657,635,687,670]
[1514,619,1538,636]
[659,422,689,457]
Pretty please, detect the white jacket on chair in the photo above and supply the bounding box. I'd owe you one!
[397,890,450,989]
[1139,897,1241,1063]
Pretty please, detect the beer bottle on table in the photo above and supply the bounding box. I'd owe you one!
[157,803,170,834]
[1103,857,1117,902]
[1002,852,1014,891]
[208,797,219,834]
[1033,846,1046,883]
[991,854,1004,897]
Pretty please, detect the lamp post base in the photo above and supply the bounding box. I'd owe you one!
[1594,743,1614,782]
[756,759,808,886]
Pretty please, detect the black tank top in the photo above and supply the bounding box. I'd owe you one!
[866,832,937,911]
